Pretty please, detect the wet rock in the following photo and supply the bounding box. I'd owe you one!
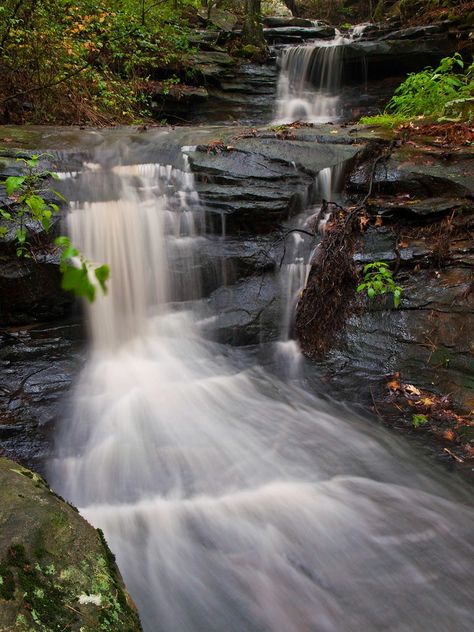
[0,254,74,325]
[263,25,336,44]
[379,25,445,40]
[367,197,472,219]
[0,457,142,631]
[348,156,472,198]
[0,320,84,472]
[263,18,318,28]
[199,275,280,345]
[340,36,455,81]
[191,137,361,234]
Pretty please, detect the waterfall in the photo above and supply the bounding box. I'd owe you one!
[276,165,344,378]
[274,35,348,124]
[51,138,474,632]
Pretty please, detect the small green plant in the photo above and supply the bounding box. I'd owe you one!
[357,261,402,307]
[1,154,109,302]
[412,413,429,428]
[0,154,64,257]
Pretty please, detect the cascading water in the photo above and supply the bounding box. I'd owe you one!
[276,165,343,377]
[51,136,474,632]
[274,35,348,123]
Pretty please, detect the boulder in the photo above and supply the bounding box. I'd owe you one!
[0,457,142,631]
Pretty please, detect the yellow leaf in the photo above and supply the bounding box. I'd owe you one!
[405,384,421,396]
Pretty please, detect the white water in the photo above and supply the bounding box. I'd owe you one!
[274,35,348,124]
[52,142,474,632]
[276,165,343,377]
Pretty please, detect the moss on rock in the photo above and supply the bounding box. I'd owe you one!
[0,457,142,631]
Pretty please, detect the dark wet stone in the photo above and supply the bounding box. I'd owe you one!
[340,36,455,81]
[263,25,336,44]
[0,257,74,325]
[0,320,84,473]
[379,25,445,40]
[349,157,472,198]
[199,275,280,345]
[367,197,472,219]
[263,17,319,28]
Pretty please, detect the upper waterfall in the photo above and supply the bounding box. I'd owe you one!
[273,35,349,123]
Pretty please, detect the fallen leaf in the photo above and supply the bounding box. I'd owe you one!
[405,384,421,396]
[359,215,369,230]
[419,396,436,407]
[443,429,456,442]
[374,215,383,227]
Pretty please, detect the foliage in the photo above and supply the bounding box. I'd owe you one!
[360,54,474,127]
[0,154,63,257]
[0,0,198,124]
[1,155,109,302]
[357,261,402,307]
[412,413,429,428]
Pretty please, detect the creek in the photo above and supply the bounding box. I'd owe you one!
[2,28,473,632]
[47,127,474,631]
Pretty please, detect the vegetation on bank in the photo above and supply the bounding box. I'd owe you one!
[360,53,474,128]
[0,0,272,126]
[0,0,200,125]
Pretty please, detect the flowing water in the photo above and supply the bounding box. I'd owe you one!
[51,135,474,632]
[275,165,343,378]
[274,35,348,123]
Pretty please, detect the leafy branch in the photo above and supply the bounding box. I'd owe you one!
[1,154,109,302]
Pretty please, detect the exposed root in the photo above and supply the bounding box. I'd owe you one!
[295,143,394,358]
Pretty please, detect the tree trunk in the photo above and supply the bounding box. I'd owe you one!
[242,0,265,48]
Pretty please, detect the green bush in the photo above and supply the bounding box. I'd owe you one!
[361,53,474,127]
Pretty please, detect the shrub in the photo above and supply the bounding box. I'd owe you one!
[360,53,474,127]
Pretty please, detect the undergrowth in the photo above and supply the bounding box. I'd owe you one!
[361,53,474,128]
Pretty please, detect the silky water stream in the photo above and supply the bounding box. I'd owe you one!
[51,137,474,632]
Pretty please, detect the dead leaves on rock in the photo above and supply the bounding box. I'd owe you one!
[383,373,474,467]
[206,139,234,155]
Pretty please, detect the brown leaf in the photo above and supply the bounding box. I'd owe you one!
[405,384,421,396]
[359,215,369,231]
[443,429,456,442]
[374,215,383,227]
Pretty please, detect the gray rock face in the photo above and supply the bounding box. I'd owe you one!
[263,25,336,44]
[0,457,142,631]
[299,130,474,418]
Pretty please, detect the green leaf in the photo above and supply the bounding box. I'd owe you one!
[15,227,26,244]
[356,283,366,292]
[5,176,25,196]
[0,227,7,237]
[25,194,47,218]
[61,264,96,303]
[393,288,401,308]
[50,189,66,202]
[94,264,110,293]
[367,287,375,299]
[0,209,12,220]
[55,235,71,248]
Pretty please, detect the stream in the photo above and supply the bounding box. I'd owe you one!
[1,28,471,632]
[47,127,474,631]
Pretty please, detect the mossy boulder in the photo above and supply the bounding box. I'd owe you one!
[0,457,142,631]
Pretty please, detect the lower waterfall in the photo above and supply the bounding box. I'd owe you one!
[51,140,474,632]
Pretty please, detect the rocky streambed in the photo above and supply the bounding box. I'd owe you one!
[0,121,472,479]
